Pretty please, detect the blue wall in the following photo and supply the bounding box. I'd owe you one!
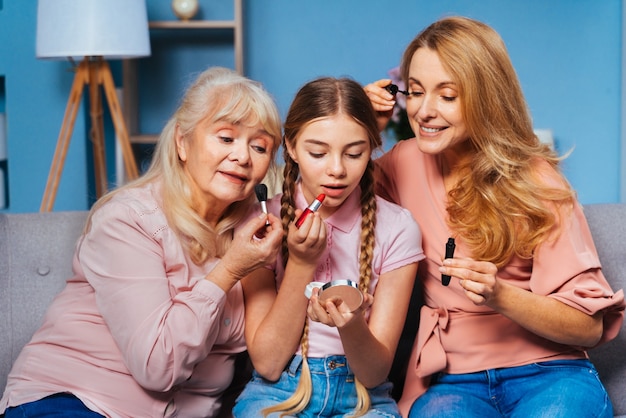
[0,0,622,213]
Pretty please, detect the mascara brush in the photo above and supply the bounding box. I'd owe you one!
[254,183,270,226]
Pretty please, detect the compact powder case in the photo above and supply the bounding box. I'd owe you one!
[305,280,363,312]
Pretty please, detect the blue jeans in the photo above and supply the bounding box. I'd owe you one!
[3,393,104,418]
[233,355,400,417]
[409,359,612,418]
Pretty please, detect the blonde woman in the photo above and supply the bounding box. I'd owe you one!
[365,17,625,417]
[233,77,424,417]
[0,67,284,418]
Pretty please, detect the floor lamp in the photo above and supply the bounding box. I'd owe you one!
[36,0,151,212]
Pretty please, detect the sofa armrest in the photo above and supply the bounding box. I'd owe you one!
[584,203,626,417]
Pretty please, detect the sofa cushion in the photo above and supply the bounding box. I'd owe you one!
[0,211,88,393]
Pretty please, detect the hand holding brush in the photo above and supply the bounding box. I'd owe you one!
[254,184,270,226]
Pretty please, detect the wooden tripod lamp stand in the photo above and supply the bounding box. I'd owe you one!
[36,0,151,212]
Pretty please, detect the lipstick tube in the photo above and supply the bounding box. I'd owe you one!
[295,193,325,228]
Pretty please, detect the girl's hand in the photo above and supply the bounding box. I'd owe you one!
[364,78,396,132]
[286,209,327,265]
[307,287,374,328]
[439,257,500,306]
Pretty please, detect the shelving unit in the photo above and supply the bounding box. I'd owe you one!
[122,0,242,146]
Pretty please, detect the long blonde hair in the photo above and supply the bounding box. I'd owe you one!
[262,77,381,417]
[86,67,282,264]
[401,17,575,267]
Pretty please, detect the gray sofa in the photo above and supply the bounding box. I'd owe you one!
[1,206,625,416]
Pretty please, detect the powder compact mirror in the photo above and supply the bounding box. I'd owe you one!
[305,280,363,312]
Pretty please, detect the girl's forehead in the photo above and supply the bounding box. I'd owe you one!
[296,115,370,147]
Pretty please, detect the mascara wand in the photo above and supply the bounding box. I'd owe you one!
[442,237,456,286]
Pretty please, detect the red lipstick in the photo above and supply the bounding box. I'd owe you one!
[295,193,325,228]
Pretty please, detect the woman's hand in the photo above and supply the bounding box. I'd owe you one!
[209,212,283,291]
[307,287,374,328]
[439,257,603,347]
[439,257,500,305]
[364,78,396,132]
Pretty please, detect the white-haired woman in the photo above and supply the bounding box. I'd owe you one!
[1,67,284,418]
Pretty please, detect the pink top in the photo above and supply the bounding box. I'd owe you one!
[264,185,425,357]
[375,139,625,416]
[0,183,246,418]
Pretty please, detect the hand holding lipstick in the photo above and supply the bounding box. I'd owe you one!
[287,193,327,265]
[295,193,325,228]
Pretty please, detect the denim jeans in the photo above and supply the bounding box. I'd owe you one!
[4,393,105,418]
[409,359,612,418]
[233,355,400,417]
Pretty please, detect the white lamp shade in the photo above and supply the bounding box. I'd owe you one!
[36,0,151,59]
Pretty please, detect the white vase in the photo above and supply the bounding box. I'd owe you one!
[172,0,199,20]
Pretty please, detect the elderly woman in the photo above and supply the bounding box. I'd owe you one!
[0,67,284,418]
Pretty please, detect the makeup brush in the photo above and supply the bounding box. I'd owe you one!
[254,184,270,226]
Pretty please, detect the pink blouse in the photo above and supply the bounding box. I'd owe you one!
[0,183,246,418]
[375,139,625,416]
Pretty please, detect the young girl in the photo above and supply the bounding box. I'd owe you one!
[233,77,424,417]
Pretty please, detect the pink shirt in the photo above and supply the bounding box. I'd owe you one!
[264,185,425,357]
[0,183,246,418]
[375,139,625,416]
